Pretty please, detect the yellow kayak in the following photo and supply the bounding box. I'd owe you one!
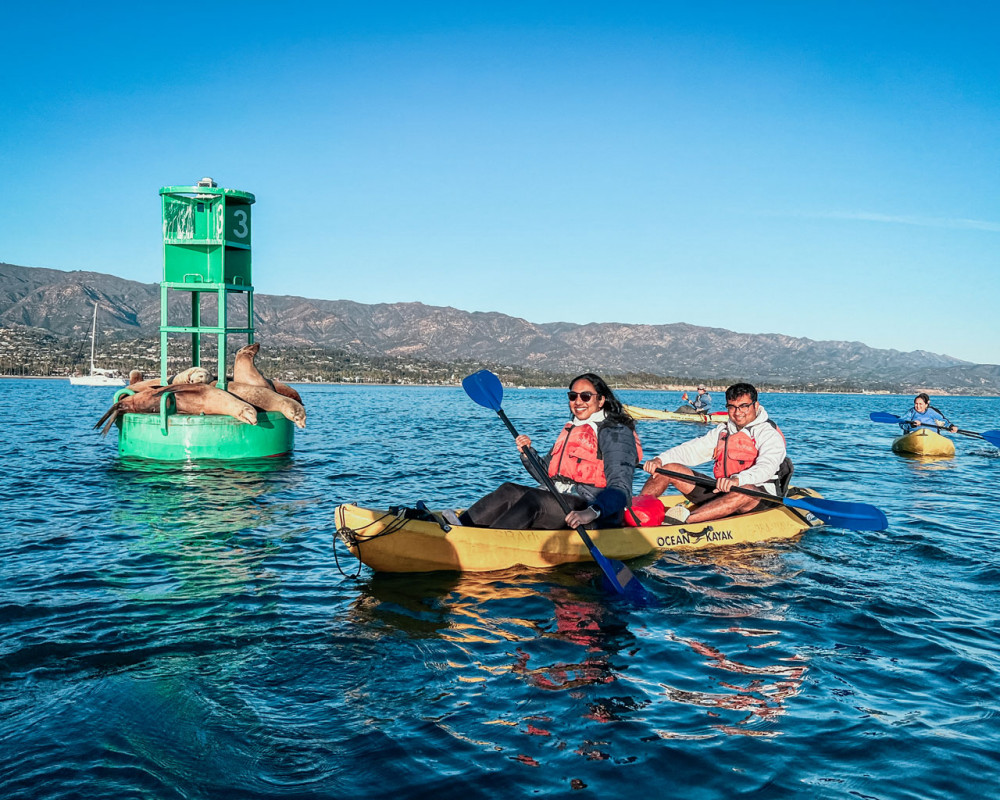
[334,490,825,574]
[892,428,955,456]
[624,404,728,424]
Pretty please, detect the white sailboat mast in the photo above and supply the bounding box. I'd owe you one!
[90,302,98,375]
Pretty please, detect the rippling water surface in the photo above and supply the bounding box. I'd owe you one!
[2,379,999,798]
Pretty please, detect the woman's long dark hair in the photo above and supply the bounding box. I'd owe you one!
[568,373,635,430]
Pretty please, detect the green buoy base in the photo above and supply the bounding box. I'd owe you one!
[117,410,294,461]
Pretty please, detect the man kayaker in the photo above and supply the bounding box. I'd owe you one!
[679,386,712,413]
[899,393,958,434]
[640,382,789,524]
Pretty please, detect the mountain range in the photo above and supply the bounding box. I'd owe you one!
[1,261,997,393]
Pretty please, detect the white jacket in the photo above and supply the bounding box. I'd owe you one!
[654,405,786,494]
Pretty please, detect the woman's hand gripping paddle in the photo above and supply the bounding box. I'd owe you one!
[653,467,889,531]
[462,370,650,603]
[869,412,1000,447]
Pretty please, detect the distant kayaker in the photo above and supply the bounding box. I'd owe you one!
[899,393,958,434]
[678,386,712,414]
[452,373,641,530]
[639,382,791,524]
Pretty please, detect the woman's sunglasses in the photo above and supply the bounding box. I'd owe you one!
[567,391,596,402]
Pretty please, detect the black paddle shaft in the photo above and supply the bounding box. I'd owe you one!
[655,466,784,505]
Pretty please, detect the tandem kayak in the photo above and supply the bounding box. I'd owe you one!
[892,428,955,457]
[624,404,728,424]
[334,490,825,574]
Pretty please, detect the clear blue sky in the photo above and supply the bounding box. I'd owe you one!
[2,2,998,363]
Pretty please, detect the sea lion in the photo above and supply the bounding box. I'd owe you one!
[170,366,213,385]
[220,373,303,405]
[95,387,174,436]
[226,381,306,429]
[270,379,303,405]
[231,344,304,405]
[154,384,257,425]
[233,343,269,387]
[127,370,163,392]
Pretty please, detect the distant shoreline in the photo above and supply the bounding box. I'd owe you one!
[1,375,994,397]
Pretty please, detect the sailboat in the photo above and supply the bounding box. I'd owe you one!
[69,302,126,386]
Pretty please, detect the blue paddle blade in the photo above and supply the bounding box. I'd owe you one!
[462,370,504,411]
[980,430,1000,448]
[594,551,653,604]
[784,496,888,531]
[870,412,902,424]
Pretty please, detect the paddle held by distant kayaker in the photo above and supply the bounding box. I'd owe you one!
[899,393,958,434]
[679,386,712,414]
[640,382,792,524]
[454,373,641,530]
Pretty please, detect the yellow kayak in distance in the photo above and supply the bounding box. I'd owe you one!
[334,490,825,574]
[624,404,728,424]
[892,428,955,457]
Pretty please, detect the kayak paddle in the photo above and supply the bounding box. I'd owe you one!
[653,467,889,531]
[869,412,1000,447]
[462,369,650,603]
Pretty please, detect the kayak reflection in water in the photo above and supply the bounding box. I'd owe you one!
[455,373,640,530]
[899,393,959,434]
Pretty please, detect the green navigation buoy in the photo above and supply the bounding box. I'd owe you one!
[114,178,294,461]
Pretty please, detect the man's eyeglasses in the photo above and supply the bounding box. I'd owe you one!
[567,391,596,402]
[725,402,755,412]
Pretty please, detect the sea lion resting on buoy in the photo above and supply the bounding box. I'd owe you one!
[232,343,304,405]
[126,366,213,392]
[233,343,267,386]
[95,387,174,436]
[154,384,257,425]
[170,366,213,385]
[226,381,306,429]
[226,376,303,404]
[128,370,162,392]
[269,379,303,405]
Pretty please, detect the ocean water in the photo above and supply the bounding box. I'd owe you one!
[1,379,998,799]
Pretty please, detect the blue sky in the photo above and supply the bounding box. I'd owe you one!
[2,2,998,363]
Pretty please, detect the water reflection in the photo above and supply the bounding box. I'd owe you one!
[104,456,301,605]
[109,456,295,537]
[893,452,958,471]
[654,629,807,738]
[345,541,810,751]
[346,568,653,767]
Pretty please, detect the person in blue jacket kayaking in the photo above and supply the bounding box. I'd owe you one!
[678,386,712,413]
[899,393,958,434]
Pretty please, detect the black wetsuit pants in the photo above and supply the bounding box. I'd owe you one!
[459,482,588,530]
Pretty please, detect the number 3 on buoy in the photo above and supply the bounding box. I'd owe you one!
[231,209,248,238]
[225,207,249,241]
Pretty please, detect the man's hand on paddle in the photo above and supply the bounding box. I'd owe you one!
[715,476,739,493]
[643,457,662,474]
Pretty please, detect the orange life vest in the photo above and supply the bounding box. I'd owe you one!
[712,421,785,480]
[547,422,642,488]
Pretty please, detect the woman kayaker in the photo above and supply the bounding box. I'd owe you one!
[900,393,958,434]
[455,373,640,530]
